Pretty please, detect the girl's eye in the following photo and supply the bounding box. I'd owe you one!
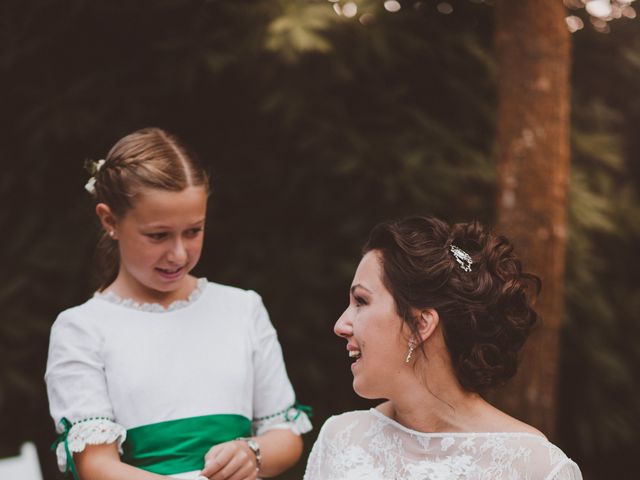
[146,233,167,241]
[185,228,202,238]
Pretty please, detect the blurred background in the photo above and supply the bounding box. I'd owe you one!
[1,0,639,478]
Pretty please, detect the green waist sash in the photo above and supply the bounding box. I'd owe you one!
[121,414,252,475]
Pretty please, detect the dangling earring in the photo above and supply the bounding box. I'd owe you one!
[405,341,416,364]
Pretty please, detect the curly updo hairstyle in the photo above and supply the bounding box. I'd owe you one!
[363,216,540,393]
[87,127,209,290]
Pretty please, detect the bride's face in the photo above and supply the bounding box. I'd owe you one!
[334,250,409,399]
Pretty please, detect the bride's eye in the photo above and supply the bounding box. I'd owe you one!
[354,296,367,307]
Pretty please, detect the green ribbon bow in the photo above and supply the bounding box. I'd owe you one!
[51,417,80,480]
[285,402,313,421]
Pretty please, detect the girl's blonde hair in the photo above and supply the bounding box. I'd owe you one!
[89,127,209,289]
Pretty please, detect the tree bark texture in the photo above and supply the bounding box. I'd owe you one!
[492,0,571,439]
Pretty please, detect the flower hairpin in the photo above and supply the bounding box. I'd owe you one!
[85,159,106,194]
[450,244,473,272]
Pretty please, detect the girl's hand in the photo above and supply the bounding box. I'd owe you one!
[200,440,258,480]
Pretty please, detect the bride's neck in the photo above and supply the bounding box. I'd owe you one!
[387,391,484,434]
[385,366,485,433]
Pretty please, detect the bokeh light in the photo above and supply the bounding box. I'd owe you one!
[586,0,614,18]
[342,2,358,18]
[436,2,454,14]
[384,0,401,13]
[566,15,586,32]
[359,13,375,25]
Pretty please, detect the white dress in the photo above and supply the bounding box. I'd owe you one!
[304,409,581,480]
[45,279,312,479]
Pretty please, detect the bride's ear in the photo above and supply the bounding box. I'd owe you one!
[415,308,439,344]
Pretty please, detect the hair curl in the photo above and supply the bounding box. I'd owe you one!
[363,216,540,393]
[87,127,209,290]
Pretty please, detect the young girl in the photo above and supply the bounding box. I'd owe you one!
[45,128,311,480]
[304,216,581,480]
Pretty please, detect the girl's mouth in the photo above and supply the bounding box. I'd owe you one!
[156,266,184,280]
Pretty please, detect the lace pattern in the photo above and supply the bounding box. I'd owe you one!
[304,409,582,480]
[93,278,208,312]
[56,418,127,472]
[253,406,313,436]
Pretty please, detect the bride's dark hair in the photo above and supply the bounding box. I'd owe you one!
[363,216,540,393]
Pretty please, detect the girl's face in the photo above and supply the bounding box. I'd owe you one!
[112,186,207,296]
[334,250,409,399]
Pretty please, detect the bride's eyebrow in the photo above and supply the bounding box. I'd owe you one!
[350,284,372,296]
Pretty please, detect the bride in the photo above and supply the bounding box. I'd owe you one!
[304,216,581,480]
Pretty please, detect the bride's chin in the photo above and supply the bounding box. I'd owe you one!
[352,379,378,400]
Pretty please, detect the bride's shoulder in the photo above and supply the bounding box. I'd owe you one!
[317,410,374,437]
[322,409,371,427]
[475,400,546,438]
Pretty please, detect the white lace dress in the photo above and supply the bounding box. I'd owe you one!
[304,409,581,480]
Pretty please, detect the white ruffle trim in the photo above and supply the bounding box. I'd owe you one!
[94,277,207,312]
[56,418,127,472]
[253,407,313,436]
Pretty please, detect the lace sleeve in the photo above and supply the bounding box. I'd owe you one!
[547,459,583,480]
[303,417,331,480]
[303,412,387,480]
[54,418,126,472]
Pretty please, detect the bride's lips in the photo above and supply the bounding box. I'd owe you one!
[347,344,362,371]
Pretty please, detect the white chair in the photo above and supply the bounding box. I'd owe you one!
[0,442,44,480]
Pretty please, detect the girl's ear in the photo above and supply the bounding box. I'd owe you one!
[415,308,440,344]
[95,203,118,238]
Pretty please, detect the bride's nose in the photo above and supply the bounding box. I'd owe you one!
[334,309,353,338]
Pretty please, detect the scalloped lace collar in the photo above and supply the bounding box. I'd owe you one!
[369,408,547,440]
[93,277,208,313]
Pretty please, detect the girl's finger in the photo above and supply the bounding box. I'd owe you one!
[209,443,254,480]
[201,442,233,477]
[208,452,244,480]
[228,460,258,480]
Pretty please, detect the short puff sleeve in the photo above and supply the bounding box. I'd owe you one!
[247,291,312,436]
[45,310,126,472]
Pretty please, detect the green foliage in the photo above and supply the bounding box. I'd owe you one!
[265,2,336,60]
[558,20,640,477]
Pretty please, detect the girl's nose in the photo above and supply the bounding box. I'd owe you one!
[167,239,187,264]
[334,308,353,339]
